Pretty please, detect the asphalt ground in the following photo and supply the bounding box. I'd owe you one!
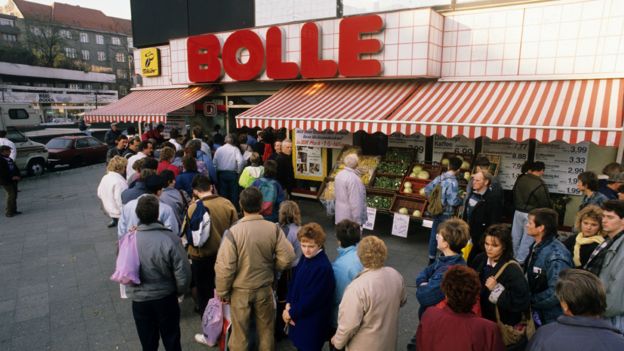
[0,163,431,350]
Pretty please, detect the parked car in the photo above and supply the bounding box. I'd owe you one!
[6,128,48,176]
[46,136,107,169]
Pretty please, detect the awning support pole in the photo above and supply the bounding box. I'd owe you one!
[138,122,142,136]
[617,126,624,163]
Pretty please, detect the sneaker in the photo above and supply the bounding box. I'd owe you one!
[194,333,216,347]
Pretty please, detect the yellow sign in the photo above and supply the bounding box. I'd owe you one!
[141,48,160,77]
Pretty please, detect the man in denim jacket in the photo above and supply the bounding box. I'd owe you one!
[424,157,463,263]
[525,208,572,326]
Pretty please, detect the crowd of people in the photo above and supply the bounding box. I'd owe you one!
[95,122,624,351]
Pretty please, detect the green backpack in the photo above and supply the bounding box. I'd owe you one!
[427,182,444,216]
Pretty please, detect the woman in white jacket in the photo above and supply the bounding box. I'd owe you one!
[97,156,128,228]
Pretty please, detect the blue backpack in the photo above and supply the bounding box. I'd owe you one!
[255,179,279,216]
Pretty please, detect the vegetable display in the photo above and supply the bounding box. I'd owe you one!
[367,195,392,210]
[374,176,401,190]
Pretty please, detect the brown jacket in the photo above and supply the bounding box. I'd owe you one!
[184,195,238,259]
[215,214,295,298]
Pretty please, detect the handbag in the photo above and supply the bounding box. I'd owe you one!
[202,290,224,346]
[492,261,536,346]
[110,230,141,285]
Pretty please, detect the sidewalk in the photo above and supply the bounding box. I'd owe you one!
[0,164,429,350]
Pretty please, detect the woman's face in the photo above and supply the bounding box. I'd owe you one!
[580,217,601,237]
[300,239,321,258]
[576,179,586,191]
[436,232,447,251]
[484,235,504,261]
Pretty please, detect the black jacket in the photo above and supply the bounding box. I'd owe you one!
[0,156,20,185]
[563,234,601,268]
[276,153,295,193]
[471,253,531,326]
[463,188,503,263]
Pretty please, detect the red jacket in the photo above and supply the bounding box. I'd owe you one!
[157,160,180,177]
[416,306,504,351]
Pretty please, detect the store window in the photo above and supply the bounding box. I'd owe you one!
[64,47,77,59]
[59,29,72,39]
[96,34,104,45]
[111,36,121,45]
[8,109,29,120]
[81,49,90,60]
[68,83,80,89]
[115,52,125,62]
[0,18,14,27]
[2,33,16,42]
[80,32,89,43]
[97,51,106,61]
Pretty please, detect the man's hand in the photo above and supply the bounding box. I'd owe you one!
[219,296,230,304]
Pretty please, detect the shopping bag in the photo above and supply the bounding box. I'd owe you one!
[110,230,141,285]
[219,305,232,351]
[202,290,224,346]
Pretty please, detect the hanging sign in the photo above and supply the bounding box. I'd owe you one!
[388,133,427,161]
[482,139,530,190]
[432,135,475,162]
[534,142,589,195]
[294,129,352,149]
[391,213,410,238]
[363,207,377,230]
[141,48,160,77]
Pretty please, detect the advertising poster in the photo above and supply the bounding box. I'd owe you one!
[293,130,329,181]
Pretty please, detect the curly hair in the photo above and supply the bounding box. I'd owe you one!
[438,218,470,253]
[297,222,326,246]
[357,235,387,269]
[159,146,175,162]
[279,200,301,226]
[575,205,603,235]
[107,155,127,174]
[441,265,481,313]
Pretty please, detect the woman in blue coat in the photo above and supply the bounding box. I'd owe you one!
[283,222,335,351]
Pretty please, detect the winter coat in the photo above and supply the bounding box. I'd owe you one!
[238,165,264,188]
[332,267,406,351]
[118,197,179,239]
[287,250,335,351]
[97,171,128,218]
[175,170,200,198]
[471,253,531,326]
[599,231,624,318]
[334,167,367,225]
[462,188,503,262]
[416,254,466,317]
[157,160,180,177]
[331,245,363,325]
[276,153,295,193]
[425,171,462,216]
[580,191,609,209]
[512,173,552,212]
[563,233,603,268]
[525,236,572,325]
[184,195,238,260]
[416,306,505,351]
[528,315,624,351]
[281,223,302,267]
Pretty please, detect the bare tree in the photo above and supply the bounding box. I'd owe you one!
[24,19,68,68]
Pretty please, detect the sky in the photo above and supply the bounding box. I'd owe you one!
[1,0,132,19]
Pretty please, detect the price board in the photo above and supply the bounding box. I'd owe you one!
[388,134,426,161]
[432,135,475,162]
[534,142,589,195]
[391,213,410,238]
[363,207,377,230]
[482,139,530,190]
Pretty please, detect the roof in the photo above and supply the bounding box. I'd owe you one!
[0,61,116,83]
[12,0,132,35]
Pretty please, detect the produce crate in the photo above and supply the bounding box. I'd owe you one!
[439,152,475,171]
[366,189,394,213]
[391,194,428,220]
[471,153,501,176]
[330,155,379,184]
[368,172,402,195]
[398,177,430,197]
[375,160,410,176]
[406,162,443,179]
[383,147,416,164]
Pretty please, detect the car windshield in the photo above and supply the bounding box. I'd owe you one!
[46,139,73,149]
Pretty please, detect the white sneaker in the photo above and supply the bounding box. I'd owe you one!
[194,333,216,347]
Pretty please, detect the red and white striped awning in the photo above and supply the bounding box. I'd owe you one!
[386,79,624,146]
[84,87,214,123]
[236,81,418,133]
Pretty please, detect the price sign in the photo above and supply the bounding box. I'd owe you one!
[391,213,410,238]
[388,134,427,161]
[534,142,589,195]
[432,135,475,162]
[482,139,530,190]
[363,207,377,230]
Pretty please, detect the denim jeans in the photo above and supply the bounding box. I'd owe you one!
[218,170,240,210]
[512,210,534,264]
[428,214,450,259]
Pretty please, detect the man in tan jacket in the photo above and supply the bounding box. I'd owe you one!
[185,175,238,314]
[215,187,295,351]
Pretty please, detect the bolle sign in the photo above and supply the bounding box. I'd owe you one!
[187,14,385,82]
[141,48,161,77]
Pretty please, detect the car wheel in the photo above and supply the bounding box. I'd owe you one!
[71,156,83,168]
[27,158,46,176]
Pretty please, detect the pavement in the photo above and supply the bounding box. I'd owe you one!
[0,163,431,350]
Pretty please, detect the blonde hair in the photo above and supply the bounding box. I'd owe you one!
[575,205,603,235]
[297,222,326,246]
[107,156,127,174]
[279,200,301,226]
[357,235,387,269]
[159,146,175,162]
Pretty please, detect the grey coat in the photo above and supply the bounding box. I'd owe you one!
[126,223,191,302]
[600,232,624,318]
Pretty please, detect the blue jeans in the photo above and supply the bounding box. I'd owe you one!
[428,214,450,259]
[512,210,534,264]
[218,171,239,210]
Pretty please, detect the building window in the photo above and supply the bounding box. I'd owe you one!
[2,34,17,42]
[68,83,80,89]
[116,69,127,79]
[64,47,77,59]
[85,84,93,90]
[115,52,125,62]
[81,50,90,60]
[127,37,133,48]
[96,34,104,45]
[80,32,89,43]
[97,51,106,61]
[0,18,15,27]
[30,26,41,36]
[111,36,121,45]
[59,29,71,39]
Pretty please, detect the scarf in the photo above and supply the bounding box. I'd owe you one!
[573,233,604,267]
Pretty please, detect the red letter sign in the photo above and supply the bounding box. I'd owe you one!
[187,34,223,82]
[222,29,265,81]
[300,22,338,79]
[266,26,299,80]
[339,15,384,77]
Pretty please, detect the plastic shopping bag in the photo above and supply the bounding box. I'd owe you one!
[110,230,141,285]
[219,304,232,351]
[202,290,224,346]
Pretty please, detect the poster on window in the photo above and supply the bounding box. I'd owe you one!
[294,145,325,181]
[534,141,589,195]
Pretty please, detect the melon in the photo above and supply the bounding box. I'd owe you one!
[416,171,430,180]
[412,210,422,218]
[399,207,409,215]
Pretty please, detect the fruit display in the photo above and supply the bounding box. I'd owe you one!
[320,181,335,200]
[400,177,430,197]
[330,155,379,185]
[373,176,402,190]
[367,195,392,210]
[336,147,361,163]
